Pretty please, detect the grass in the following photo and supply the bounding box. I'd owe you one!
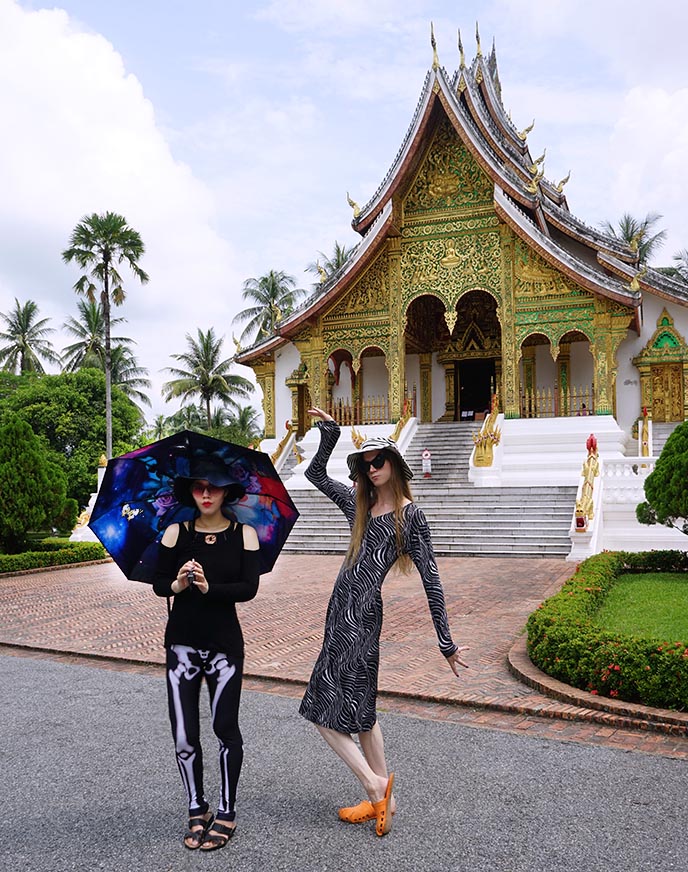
[594,572,688,642]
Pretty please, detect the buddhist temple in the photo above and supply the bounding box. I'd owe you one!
[236,27,688,448]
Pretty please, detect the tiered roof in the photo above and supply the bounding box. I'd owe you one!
[237,30,686,364]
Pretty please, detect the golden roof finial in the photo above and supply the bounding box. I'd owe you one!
[98,454,107,468]
[525,168,544,194]
[528,148,546,175]
[629,229,644,252]
[430,21,439,70]
[232,333,242,354]
[316,261,327,283]
[475,22,482,58]
[555,170,571,193]
[517,119,535,141]
[346,191,361,218]
[457,28,465,69]
[630,265,647,291]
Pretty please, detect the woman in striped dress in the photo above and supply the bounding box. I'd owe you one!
[299,408,469,836]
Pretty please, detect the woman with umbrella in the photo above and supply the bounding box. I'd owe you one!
[300,409,469,837]
[153,458,260,852]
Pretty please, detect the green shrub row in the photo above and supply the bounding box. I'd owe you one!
[527,551,688,711]
[0,541,106,574]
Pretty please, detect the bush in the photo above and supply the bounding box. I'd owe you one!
[0,541,106,574]
[527,551,688,711]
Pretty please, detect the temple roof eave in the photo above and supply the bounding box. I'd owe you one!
[494,186,642,323]
[597,251,688,308]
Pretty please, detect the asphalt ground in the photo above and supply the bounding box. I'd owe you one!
[2,653,687,872]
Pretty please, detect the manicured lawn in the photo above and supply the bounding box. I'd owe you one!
[594,573,688,641]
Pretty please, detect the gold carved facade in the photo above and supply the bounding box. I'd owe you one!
[633,309,688,422]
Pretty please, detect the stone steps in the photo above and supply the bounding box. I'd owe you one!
[284,420,577,557]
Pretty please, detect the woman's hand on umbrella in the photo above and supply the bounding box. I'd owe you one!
[308,407,335,422]
[173,560,209,594]
[447,646,470,676]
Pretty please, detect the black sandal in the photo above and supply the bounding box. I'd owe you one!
[183,813,214,850]
[200,821,236,851]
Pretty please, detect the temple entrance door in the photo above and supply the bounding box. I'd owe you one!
[456,359,494,421]
[651,363,683,422]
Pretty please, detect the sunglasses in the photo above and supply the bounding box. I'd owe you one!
[358,452,388,473]
[191,481,224,495]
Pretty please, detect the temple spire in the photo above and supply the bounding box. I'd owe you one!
[430,22,439,70]
[458,28,465,69]
[475,22,482,58]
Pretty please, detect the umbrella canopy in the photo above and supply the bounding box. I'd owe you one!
[89,430,299,580]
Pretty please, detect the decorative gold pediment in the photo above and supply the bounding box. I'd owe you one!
[633,308,688,366]
[324,254,389,320]
[404,118,493,213]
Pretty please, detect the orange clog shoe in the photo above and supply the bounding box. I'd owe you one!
[372,772,395,837]
[338,800,376,823]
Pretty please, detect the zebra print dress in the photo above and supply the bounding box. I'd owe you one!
[299,420,457,734]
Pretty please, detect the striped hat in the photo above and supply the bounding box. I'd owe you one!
[346,437,413,482]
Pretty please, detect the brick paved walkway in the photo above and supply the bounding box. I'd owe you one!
[2,556,687,759]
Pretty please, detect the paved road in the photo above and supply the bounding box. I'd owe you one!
[3,654,686,872]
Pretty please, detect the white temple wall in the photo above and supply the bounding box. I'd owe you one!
[361,355,388,401]
[535,344,556,389]
[432,353,446,421]
[569,341,593,392]
[274,341,300,430]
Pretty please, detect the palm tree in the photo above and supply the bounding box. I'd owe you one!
[305,240,355,282]
[0,298,60,374]
[599,212,667,265]
[231,405,263,442]
[162,327,253,429]
[672,250,688,283]
[233,270,305,345]
[164,404,205,432]
[109,345,151,412]
[62,211,149,458]
[61,299,132,372]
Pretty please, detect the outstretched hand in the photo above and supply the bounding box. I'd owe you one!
[447,646,470,677]
[308,407,335,422]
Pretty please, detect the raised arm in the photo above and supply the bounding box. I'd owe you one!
[304,408,355,522]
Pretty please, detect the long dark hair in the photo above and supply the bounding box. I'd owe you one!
[345,450,414,573]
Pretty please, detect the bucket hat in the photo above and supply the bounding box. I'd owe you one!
[173,457,246,507]
[346,437,413,482]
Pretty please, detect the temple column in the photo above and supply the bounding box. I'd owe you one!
[557,342,571,417]
[253,355,276,438]
[420,352,433,422]
[499,228,519,418]
[305,323,327,416]
[521,345,535,418]
[387,237,405,422]
[592,307,614,414]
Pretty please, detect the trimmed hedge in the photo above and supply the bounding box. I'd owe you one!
[0,541,106,574]
[527,551,688,711]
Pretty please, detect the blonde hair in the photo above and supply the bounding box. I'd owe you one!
[345,451,414,574]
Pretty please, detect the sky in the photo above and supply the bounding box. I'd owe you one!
[1,0,688,424]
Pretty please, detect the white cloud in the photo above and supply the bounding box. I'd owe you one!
[0,0,249,415]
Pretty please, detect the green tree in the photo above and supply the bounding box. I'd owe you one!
[671,249,688,283]
[0,298,60,374]
[305,240,355,282]
[637,421,688,534]
[233,270,305,345]
[0,419,67,552]
[0,368,140,507]
[62,211,149,458]
[162,328,253,429]
[599,212,667,265]
[61,299,132,371]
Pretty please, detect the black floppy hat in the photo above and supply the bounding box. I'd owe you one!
[173,458,246,507]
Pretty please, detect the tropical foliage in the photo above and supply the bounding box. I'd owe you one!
[305,240,355,283]
[233,270,305,345]
[162,327,253,429]
[62,211,149,458]
[599,212,667,264]
[0,298,60,374]
[637,421,688,534]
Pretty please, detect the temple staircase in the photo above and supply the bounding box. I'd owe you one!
[283,422,576,558]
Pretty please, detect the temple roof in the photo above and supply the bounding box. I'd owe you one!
[237,32,686,364]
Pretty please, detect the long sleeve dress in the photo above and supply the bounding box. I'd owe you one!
[299,420,457,733]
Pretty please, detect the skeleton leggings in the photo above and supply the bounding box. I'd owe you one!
[166,644,243,821]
